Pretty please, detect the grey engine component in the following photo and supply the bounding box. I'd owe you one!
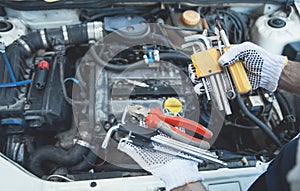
[0,1,298,181]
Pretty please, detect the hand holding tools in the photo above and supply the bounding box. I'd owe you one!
[184,35,233,115]
[127,104,213,149]
[101,123,227,167]
[216,20,252,94]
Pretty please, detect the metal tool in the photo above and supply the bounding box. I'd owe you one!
[101,124,121,149]
[183,35,232,115]
[216,20,252,94]
[103,123,227,166]
[125,79,149,88]
[182,40,211,101]
[151,135,227,166]
[127,104,213,149]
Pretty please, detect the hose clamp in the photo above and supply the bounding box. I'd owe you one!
[39,29,48,48]
[17,38,31,54]
[75,139,90,148]
[62,25,69,44]
[87,22,103,41]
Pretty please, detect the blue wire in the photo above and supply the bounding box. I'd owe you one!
[63,77,80,84]
[2,52,17,82]
[0,51,32,88]
[0,80,32,88]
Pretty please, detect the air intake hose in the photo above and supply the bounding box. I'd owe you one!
[17,21,103,54]
[28,143,89,177]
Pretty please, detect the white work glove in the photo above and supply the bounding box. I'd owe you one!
[118,141,203,191]
[218,42,288,92]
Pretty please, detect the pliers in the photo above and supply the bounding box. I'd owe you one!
[127,104,213,149]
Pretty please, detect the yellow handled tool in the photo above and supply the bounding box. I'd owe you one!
[217,21,252,94]
[223,47,252,94]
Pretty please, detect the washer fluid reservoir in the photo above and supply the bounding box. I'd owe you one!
[251,8,300,55]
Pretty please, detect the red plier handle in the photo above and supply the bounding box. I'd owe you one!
[145,107,213,149]
[148,107,213,139]
[146,114,211,149]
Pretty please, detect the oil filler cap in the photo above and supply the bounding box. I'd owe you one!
[182,10,200,26]
[163,97,183,114]
[268,18,286,28]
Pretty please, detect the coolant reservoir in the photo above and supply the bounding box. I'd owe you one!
[251,8,300,54]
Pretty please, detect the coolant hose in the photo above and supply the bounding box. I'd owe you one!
[90,46,146,72]
[91,48,191,72]
[236,93,283,147]
[28,144,89,177]
[159,52,191,61]
[70,151,98,172]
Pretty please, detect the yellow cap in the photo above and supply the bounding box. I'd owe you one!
[182,10,200,26]
[163,97,183,114]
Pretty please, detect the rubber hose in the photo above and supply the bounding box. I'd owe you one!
[16,22,94,54]
[44,27,64,47]
[236,93,283,147]
[90,47,146,72]
[159,52,191,61]
[91,48,191,72]
[275,91,296,130]
[20,32,46,52]
[28,144,89,177]
[69,151,98,172]
[65,23,89,45]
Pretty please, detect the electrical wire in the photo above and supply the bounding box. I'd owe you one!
[0,51,32,88]
[64,77,80,84]
[47,174,74,182]
[214,9,249,43]
[57,54,89,106]
[83,154,107,167]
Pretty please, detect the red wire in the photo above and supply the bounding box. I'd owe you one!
[83,154,107,167]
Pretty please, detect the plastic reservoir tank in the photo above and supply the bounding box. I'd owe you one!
[251,8,300,55]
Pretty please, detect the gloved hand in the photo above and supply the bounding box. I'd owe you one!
[118,141,203,191]
[218,42,288,92]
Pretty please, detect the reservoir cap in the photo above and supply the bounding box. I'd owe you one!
[182,10,200,26]
[163,97,183,114]
[268,18,286,28]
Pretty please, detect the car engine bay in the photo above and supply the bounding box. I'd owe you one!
[0,0,299,186]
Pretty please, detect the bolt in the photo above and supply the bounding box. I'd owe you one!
[130,116,137,122]
[94,125,102,132]
[104,123,111,129]
[227,91,234,99]
[90,182,97,188]
[264,93,269,98]
[127,26,134,31]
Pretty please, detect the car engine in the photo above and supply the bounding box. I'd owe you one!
[0,0,299,183]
